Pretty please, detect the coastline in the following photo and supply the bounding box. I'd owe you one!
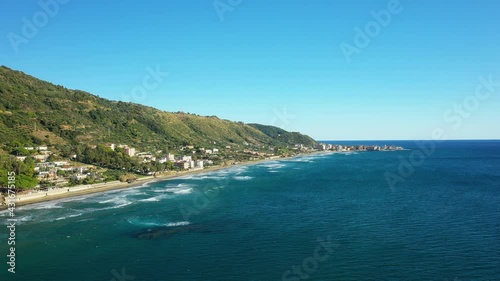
[0,152,329,210]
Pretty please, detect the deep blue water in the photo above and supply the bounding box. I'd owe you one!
[1,140,499,281]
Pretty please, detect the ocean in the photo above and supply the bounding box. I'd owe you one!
[1,140,499,281]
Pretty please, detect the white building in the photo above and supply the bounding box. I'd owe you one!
[73,166,90,173]
[167,153,175,161]
[34,155,48,161]
[58,166,74,171]
[124,147,136,157]
[71,174,88,181]
[213,148,219,153]
[175,161,190,170]
[105,143,116,151]
[195,160,204,168]
[316,144,327,151]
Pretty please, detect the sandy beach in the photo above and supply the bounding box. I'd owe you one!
[0,153,328,210]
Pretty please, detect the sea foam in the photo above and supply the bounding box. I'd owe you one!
[166,221,190,227]
[233,176,254,181]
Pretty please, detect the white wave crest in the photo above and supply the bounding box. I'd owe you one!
[226,166,249,175]
[183,175,227,180]
[233,176,253,181]
[127,218,163,226]
[17,201,64,210]
[127,218,190,227]
[139,194,169,202]
[166,221,190,227]
[54,213,82,221]
[100,202,133,210]
[164,186,193,194]
[139,197,160,202]
[259,162,287,171]
[98,197,130,205]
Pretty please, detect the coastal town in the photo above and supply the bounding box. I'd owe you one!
[0,141,403,206]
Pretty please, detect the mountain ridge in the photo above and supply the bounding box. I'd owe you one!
[0,66,317,151]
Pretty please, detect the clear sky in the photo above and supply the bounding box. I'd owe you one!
[1,0,499,140]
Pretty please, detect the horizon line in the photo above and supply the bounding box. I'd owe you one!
[316,139,500,142]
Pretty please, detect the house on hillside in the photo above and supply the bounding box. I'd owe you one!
[175,161,189,170]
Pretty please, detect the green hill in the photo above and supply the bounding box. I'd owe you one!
[0,66,317,151]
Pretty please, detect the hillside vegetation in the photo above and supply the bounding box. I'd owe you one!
[0,66,317,151]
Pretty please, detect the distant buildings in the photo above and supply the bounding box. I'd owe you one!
[315,143,335,151]
[137,154,155,162]
[243,149,274,157]
[316,144,327,151]
[105,143,136,156]
[14,140,219,189]
[314,143,404,152]
[23,146,48,151]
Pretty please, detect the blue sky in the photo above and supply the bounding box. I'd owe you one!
[1,0,499,140]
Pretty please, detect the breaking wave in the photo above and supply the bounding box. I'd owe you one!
[127,218,190,228]
[54,213,83,221]
[181,175,227,181]
[233,176,254,181]
[157,183,194,195]
[139,194,169,202]
[166,221,190,227]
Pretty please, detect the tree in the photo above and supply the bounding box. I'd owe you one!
[11,147,30,156]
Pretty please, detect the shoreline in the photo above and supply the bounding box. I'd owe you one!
[0,152,331,210]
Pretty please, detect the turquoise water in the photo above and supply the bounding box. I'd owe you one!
[1,140,499,280]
